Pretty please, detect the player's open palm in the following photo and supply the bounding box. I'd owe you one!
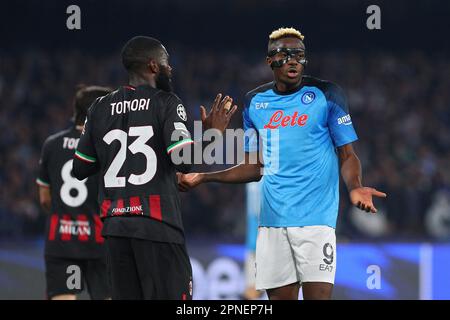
[200,93,238,133]
[350,187,387,213]
[177,172,203,192]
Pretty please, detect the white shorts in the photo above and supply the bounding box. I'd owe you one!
[255,226,336,290]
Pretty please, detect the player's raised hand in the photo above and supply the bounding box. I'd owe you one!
[200,93,238,133]
[350,187,387,213]
[177,172,204,192]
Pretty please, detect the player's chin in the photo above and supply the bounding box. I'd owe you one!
[282,73,301,84]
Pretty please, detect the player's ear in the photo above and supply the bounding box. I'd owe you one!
[148,59,159,74]
[266,56,272,67]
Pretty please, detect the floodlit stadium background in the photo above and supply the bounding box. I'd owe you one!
[1,0,450,299]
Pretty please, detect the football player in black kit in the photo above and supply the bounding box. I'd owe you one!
[72,36,237,300]
[37,85,112,300]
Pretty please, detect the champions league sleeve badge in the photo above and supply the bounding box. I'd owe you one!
[177,104,188,121]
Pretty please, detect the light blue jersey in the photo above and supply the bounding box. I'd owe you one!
[246,180,263,252]
[243,76,358,228]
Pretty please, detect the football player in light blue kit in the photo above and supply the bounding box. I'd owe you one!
[243,180,264,300]
[179,27,386,300]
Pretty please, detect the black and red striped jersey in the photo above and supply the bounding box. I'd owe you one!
[37,126,105,259]
[73,85,193,243]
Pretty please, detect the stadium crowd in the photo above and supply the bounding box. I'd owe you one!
[1,48,449,240]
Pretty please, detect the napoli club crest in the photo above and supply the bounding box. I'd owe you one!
[301,91,315,104]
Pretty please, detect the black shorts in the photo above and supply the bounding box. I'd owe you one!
[45,255,111,300]
[105,236,192,300]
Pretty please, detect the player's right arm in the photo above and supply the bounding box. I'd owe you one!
[36,138,52,213]
[73,105,100,180]
[178,152,262,191]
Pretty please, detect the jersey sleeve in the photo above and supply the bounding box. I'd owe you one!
[36,138,51,187]
[163,95,194,155]
[243,94,259,153]
[73,105,99,179]
[326,83,358,147]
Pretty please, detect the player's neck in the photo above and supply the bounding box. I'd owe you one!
[275,81,301,94]
[274,80,302,94]
[75,125,83,132]
[128,73,156,89]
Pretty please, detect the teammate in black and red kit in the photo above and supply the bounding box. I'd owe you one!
[37,86,112,300]
[72,36,236,300]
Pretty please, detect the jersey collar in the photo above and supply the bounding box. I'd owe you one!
[272,78,305,96]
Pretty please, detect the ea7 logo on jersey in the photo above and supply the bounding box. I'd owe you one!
[255,102,269,109]
[177,104,187,121]
[337,114,352,126]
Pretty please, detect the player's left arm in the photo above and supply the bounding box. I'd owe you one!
[338,143,386,213]
[36,138,52,213]
[73,106,100,180]
[326,82,386,213]
[38,186,51,213]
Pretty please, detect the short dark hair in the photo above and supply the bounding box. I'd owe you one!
[73,85,112,125]
[121,36,165,74]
